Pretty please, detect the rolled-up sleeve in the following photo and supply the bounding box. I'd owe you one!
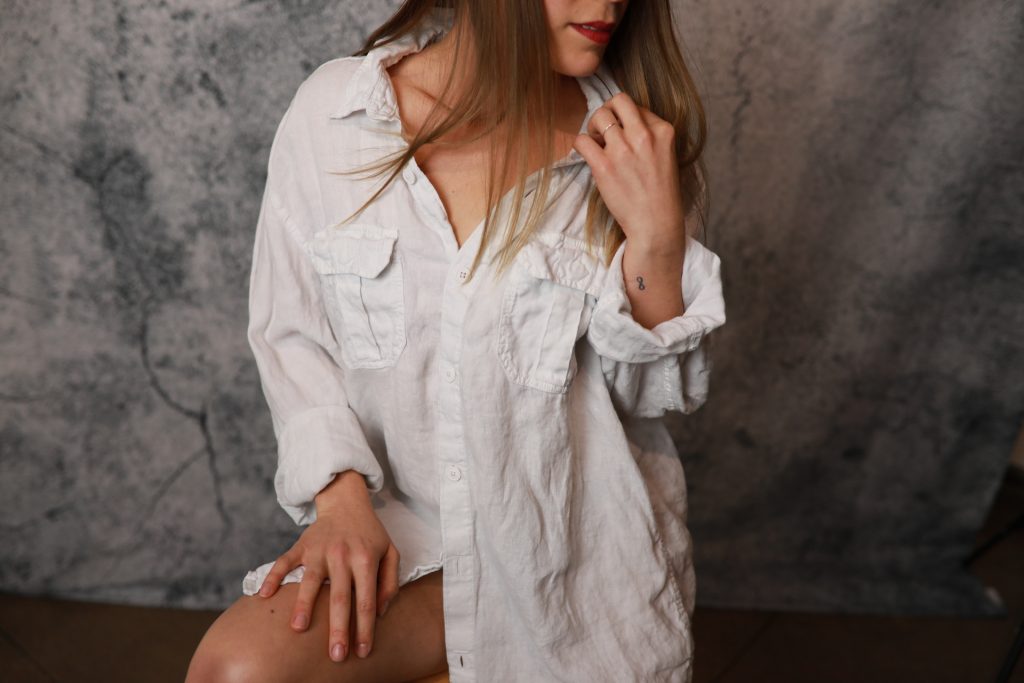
[586,235,727,418]
[247,92,385,527]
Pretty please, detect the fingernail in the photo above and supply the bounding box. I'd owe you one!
[380,599,390,616]
[259,584,271,597]
[331,643,344,661]
[292,613,307,629]
[357,642,370,658]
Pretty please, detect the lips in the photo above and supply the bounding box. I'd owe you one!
[571,21,615,45]
[577,20,615,30]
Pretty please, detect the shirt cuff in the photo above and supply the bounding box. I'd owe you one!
[587,235,726,364]
[274,404,386,526]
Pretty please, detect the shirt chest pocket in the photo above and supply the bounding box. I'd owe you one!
[496,232,605,394]
[305,224,407,369]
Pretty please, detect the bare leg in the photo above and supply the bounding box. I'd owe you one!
[186,567,447,683]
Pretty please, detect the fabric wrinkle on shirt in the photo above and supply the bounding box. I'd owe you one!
[241,6,727,682]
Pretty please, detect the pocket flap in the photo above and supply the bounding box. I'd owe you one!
[305,223,398,278]
[515,231,605,297]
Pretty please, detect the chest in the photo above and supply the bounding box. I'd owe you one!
[386,67,588,249]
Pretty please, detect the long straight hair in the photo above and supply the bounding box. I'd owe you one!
[333,0,708,283]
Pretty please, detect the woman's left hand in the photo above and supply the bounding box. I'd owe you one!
[572,92,687,256]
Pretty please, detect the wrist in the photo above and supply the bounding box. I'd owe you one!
[626,227,686,260]
[624,235,686,273]
[314,469,370,515]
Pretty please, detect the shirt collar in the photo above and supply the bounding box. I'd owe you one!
[329,6,623,166]
[330,7,456,121]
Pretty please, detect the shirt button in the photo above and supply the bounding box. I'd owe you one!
[403,168,417,185]
[446,464,462,481]
[444,367,457,382]
[457,269,468,282]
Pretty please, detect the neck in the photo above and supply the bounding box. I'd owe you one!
[418,11,477,112]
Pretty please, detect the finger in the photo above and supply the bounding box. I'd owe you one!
[350,549,379,658]
[573,133,612,179]
[326,551,353,662]
[586,108,621,146]
[259,547,299,598]
[290,563,324,632]
[602,91,646,135]
[376,544,401,617]
[638,108,676,144]
[638,108,663,127]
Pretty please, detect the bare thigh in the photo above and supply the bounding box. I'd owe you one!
[186,568,447,683]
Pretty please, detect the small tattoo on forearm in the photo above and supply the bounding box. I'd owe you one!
[636,275,646,291]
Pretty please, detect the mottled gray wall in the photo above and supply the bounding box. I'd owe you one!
[673,0,1023,615]
[1,0,1020,615]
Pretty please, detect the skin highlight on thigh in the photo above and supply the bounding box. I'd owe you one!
[186,567,447,683]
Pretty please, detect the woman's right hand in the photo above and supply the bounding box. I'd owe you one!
[255,469,401,663]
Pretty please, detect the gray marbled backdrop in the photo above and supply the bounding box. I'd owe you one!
[1,0,1021,615]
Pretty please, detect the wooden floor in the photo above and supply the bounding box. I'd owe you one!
[2,470,1022,683]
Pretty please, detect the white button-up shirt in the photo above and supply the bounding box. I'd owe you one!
[240,8,726,681]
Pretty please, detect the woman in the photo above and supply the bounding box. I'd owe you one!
[187,0,725,681]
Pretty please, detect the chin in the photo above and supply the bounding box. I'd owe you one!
[552,51,604,78]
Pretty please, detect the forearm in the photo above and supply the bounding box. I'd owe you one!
[620,234,687,330]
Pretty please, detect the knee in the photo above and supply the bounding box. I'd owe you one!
[185,620,279,683]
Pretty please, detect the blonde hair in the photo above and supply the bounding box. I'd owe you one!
[332,0,709,283]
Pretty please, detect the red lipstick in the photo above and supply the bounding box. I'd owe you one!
[571,21,615,45]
